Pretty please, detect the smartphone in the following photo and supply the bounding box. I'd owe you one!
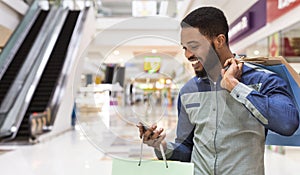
[141,123,151,133]
[140,123,155,136]
[224,64,230,71]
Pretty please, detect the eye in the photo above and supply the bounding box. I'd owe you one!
[189,45,199,50]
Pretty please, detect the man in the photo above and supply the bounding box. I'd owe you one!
[137,7,299,175]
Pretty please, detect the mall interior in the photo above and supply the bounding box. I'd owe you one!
[0,0,300,174]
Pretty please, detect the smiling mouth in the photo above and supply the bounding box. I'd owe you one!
[188,57,203,69]
[190,60,199,65]
[192,61,203,70]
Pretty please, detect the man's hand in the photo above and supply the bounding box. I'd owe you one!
[221,58,243,92]
[137,122,166,150]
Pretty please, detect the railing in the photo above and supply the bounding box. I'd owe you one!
[0,7,57,120]
[48,7,90,126]
[0,0,40,79]
[0,6,69,139]
[0,2,90,140]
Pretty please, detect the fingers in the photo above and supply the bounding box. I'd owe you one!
[223,58,243,72]
[137,123,160,139]
[150,133,166,148]
[223,57,236,67]
[237,61,243,70]
[221,57,243,91]
[144,133,166,149]
[143,124,157,140]
[221,68,225,77]
[223,59,229,68]
[151,128,164,140]
[137,123,161,139]
[136,122,145,139]
[137,122,166,148]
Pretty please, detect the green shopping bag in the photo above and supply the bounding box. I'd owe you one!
[112,159,194,175]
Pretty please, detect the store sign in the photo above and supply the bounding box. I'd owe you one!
[144,56,161,73]
[229,0,266,44]
[267,0,300,22]
[228,14,251,41]
[278,0,296,9]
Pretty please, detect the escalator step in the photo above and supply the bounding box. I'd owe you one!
[16,11,80,140]
[0,11,49,107]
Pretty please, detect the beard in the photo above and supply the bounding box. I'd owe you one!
[195,69,207,78]
[195,43,220,78]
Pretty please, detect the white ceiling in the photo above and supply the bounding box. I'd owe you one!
[84,0,259,82]
[97,0,184,17]
[97,0,258,23]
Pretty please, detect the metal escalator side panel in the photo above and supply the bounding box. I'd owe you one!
[14,10,79,140]
[0,10,49,129]
[0,8,70,140]
[0,10,48,106]
[49,8,90,125]
[0,7,59,118]
[0,1,41,79]
[29,11,81,126]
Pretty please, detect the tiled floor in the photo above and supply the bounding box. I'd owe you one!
[0,107,300,175]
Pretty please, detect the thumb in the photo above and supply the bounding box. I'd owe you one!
[221,68,225,77]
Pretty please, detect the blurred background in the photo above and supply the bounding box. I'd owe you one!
[0,0,300,175]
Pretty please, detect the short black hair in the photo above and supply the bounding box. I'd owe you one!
[181,6,229,44]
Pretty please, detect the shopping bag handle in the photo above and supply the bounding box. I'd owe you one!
[138,135,168,168]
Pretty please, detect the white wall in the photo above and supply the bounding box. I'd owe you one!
[184,0,258,24]
[0,0,28,31]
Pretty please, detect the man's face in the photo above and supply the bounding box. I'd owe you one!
[181,27,220,78]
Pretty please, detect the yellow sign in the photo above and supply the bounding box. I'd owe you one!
[144,56,161,73]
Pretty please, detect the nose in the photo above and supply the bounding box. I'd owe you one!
[184,49,194,59]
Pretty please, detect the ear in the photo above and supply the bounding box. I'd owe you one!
[213,34,226,49]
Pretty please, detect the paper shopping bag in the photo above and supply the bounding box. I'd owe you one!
[111,159,194,175]
[250,57,300,146]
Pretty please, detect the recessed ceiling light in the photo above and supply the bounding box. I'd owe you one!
[113,50,120,55]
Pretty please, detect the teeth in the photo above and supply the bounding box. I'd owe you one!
[191,60,199,65]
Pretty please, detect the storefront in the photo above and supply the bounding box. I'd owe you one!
[229,0,267,45]
[229,0,300,146]
[231,0,300,73]
[234,0,300,74]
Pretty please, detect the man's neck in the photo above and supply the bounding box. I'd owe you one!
[207,64,222,82]
[219,49,235,67]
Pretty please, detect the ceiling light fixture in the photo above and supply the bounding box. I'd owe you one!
[151,49,157,53]
[113,50,120,55]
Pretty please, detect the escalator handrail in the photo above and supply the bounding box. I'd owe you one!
[0,7,70,138]
[48,7,90,125]
[0,7,59,115]
[0,1,41,80]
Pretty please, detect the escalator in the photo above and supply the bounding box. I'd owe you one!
[15,11,80,140]
[0,3,90,143]
[0,11,49,108]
